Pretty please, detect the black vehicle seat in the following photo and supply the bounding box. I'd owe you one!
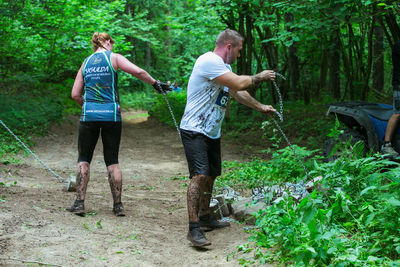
[360,104,394,121]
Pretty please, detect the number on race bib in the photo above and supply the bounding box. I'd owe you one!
[215,91,229,108]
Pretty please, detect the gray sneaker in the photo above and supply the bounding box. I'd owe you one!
[187,228,211,247]
[381,144,399,157]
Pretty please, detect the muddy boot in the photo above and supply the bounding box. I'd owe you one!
[66,200,85,216]
[199,214,230,232]
[113,202,125,216]
[187,224,211,247]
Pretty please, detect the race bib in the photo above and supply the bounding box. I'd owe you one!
[215,91,229,108]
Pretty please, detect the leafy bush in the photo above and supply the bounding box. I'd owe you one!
[120,89,156,111]
[223,100,335,151]
[252,157,400,266]
[0,93,63,156]
[149,90,187,127]
[216,146,318,191]
[220,145,400,266]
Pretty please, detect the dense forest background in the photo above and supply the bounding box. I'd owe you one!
[1,1,400,265]
[1,0,399,101]
[1,0,400,156]
[0,0,399,147]
[1,0,399,156]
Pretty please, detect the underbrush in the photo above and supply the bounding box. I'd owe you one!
[220,146,400,266]
[223,100,335,155]
[149,91,187,127]
[120,89,156,111]
[216,145,318,191]
[0,93,64,159]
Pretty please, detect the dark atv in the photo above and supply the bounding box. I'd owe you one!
[323,101,400,161]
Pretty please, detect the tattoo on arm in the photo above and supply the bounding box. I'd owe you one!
[251,73,264,87]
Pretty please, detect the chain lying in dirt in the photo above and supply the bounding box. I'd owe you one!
[271,72,311,179]
[0,119,65,183]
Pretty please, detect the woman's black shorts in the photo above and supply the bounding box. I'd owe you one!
[180,129,221,178]
[78,121,121,166]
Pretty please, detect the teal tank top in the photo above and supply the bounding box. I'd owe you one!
[81,51,121,122]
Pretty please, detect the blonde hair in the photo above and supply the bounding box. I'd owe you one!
[215,29,243,48]
[91,32,115,51]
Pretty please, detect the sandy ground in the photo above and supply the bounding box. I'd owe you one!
[0,111,257,267]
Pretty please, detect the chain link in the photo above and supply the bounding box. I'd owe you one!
[0,119,65,183]
[161,92,181,139]
[272,73,310,179]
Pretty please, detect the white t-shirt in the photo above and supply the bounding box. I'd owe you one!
[180,52,231,139]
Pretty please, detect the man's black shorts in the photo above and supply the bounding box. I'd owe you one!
[180,129,221,178]
[78,121,121,166]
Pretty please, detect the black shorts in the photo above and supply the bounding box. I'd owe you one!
[78,121,121,166]
[180,129,221,178]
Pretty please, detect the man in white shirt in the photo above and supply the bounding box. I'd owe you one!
[180,29,277,247]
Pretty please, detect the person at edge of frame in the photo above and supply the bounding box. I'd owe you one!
[66,32,169,216]
[179,29,277,247]
[382,41,400,157]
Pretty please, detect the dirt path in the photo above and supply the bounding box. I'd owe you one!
[0,111,252,267]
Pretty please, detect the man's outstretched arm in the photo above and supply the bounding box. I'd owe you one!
[229,90,276,116]
[214,70,275,92]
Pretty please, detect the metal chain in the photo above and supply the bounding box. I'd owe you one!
[273,72,286,122]
[272,118,310,178]
[0,119,65,183]
[271,73,311,179]
[161,92,181,139]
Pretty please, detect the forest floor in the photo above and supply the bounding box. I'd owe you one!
[0,110,267,267]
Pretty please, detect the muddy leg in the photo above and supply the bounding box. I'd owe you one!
[187,174,207,223]
[107,164,122,204]
[76,162,90,201]
[198,176,215,217]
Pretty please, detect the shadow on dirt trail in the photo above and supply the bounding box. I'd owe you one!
[0,111,256,267]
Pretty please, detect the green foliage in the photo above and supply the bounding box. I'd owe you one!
[250,157,400,266]
[0,93,63,157]
[0,0,224,96]
[120,89,156,111]
[220,143,400,265]
[216,146,317,191]
[223,99,335,154]
[149,91,187,127]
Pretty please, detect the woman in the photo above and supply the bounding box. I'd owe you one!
[67,32,168,216]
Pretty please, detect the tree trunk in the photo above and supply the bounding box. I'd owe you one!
[145,12,152,69]
[329,27,341,100]
[361,5,376,100]
[285,12,300,102]
[318,48,328,100]
[237,5,245,75]
[384,10,400,43]
[373,24,384,92]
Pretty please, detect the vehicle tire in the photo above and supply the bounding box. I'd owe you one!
[323,129,368,162]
